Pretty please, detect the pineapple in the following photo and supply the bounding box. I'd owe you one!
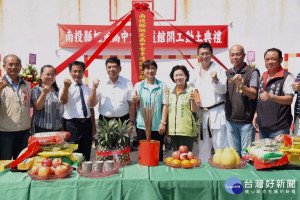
[96,118,132,165]
[114,119,131,164]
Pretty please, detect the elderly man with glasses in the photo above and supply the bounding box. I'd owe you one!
[0,54,31,160]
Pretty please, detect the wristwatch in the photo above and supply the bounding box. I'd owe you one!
[238,83,243,89]
[161,121,167,125]
[128,119,136,124]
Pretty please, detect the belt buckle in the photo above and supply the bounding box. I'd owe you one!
[203,108,209,112]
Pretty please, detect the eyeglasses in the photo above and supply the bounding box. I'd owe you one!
[5,63,21,67]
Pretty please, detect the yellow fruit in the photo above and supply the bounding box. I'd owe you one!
[165,157,173,164]
[190,159,198,167]
[171,159,181,168]
[221,148,236,165]
[230,148,241,164]
[181,160,192,168]
[213,148,223,164]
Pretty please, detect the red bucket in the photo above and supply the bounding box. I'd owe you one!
[138,140,160,166]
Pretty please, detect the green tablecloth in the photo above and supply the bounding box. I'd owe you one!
[0,162,299,200]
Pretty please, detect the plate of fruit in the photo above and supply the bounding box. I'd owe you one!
[28,158,73,180]
[164,145,201,169]
[208,148,247,169]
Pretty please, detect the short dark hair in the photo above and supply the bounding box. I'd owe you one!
[169,65,190,83]
[264,48,282,59]
[105,57,120,67]
[3,54,21,65]
[197,42,213,55]
[142,60,157,70]
[39,65,59,91]
[68,61,85,71]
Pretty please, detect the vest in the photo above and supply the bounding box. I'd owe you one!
[136,79,163,131]
[0,76,31,131]
[256,68,292,130]
[168,84,197,137]
[225,64,258,123]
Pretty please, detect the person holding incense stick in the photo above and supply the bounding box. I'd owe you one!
[132,60,168,161]
[168,65,200,152]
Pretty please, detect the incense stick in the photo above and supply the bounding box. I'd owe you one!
[140,97,156,140]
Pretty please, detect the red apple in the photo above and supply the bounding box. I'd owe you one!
[180,153,188,160]
[51,166,56,175]
[38,166,52,177]
[42,158,52,167]
[62,162,71,169]
[31,166,39,175]
[55,165,68,177]
[187,151,194,160]
[52,158,62,168]
[179,146,188,154]
[172,151,180,159]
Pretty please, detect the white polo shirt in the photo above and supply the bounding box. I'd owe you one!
[97,76,133,117]
[59,79,91,119]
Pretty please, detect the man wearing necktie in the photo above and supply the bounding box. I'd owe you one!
[60,61,93,161]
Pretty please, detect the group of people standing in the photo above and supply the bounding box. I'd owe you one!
[0,42,299,162]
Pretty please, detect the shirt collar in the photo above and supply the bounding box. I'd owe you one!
[229,62,248,75]
[262,66,285,88]
[3,75,24,86]
[106,76,121,85]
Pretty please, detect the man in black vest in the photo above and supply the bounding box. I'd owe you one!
[253,48,294,139]
[225,44,259,157]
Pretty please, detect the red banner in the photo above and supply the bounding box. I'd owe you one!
[59,24,228,49]
[131,9,154,85]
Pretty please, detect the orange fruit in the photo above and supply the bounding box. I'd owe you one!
[190,158,198,167]
[165,157,173,164]
[181,160,192,168]
[171,159,181,168]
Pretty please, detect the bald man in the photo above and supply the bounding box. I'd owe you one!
[225,45,259,157]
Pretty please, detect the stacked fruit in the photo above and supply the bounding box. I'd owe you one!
[164,146,200,168]
[212,147,241,165]
[30,157,72,178]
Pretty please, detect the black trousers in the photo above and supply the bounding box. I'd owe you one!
[0,130,30,160]
[65,118,92,161]
[136,128,164,161]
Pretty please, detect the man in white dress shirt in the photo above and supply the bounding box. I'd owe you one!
[60,61,93,161]
[89,57,135,135]
[189,42,228,161]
